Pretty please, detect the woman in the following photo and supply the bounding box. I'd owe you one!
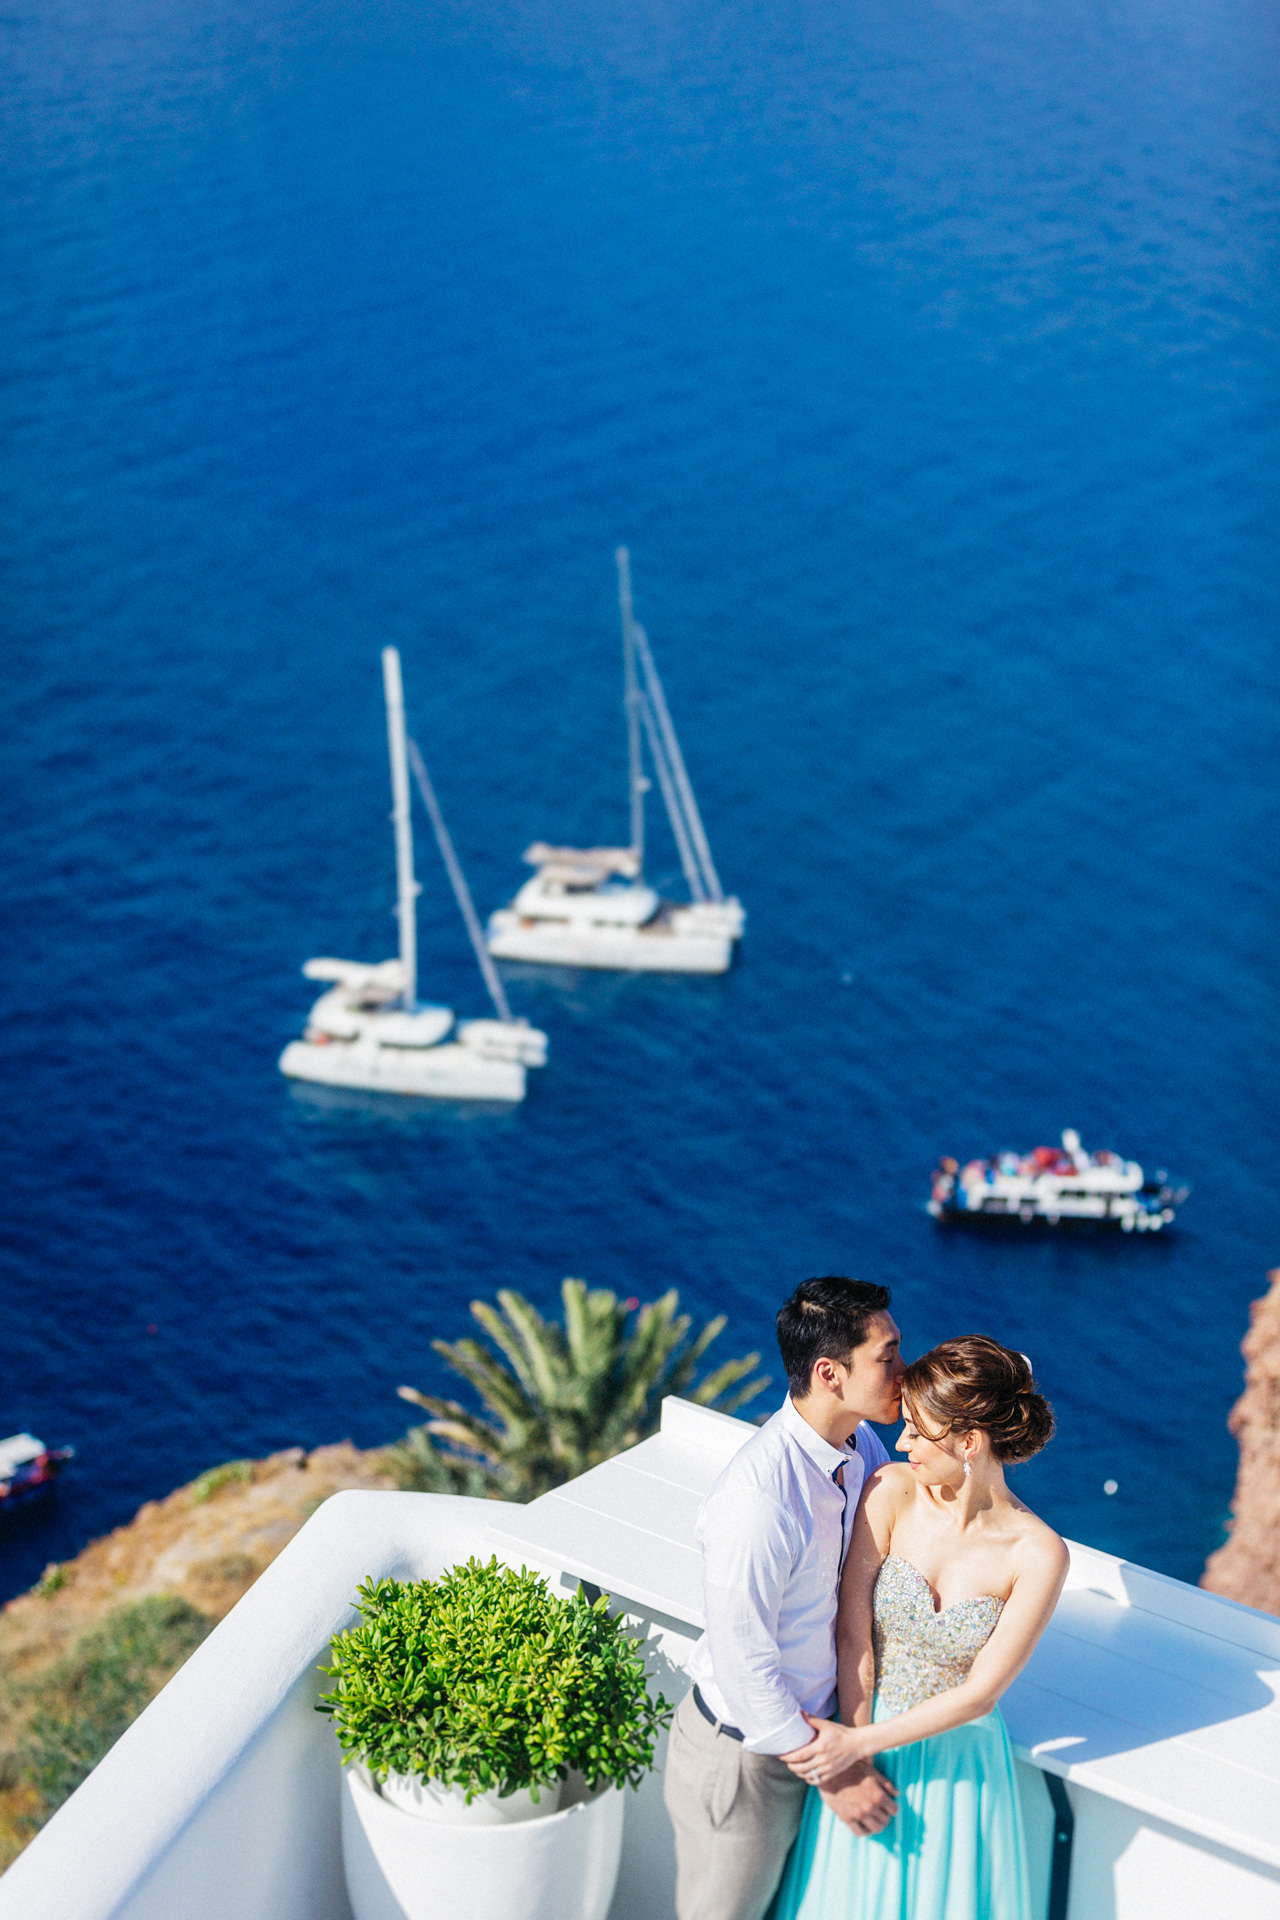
[770,1336,1067,1920]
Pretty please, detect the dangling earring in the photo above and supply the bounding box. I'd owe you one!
[963,1460,971,1479]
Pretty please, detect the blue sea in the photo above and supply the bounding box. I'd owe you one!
[2,0,1278,1605]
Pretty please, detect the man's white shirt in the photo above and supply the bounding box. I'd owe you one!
[685,1395,891,1754]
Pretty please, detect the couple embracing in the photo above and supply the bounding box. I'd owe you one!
[664,1276,1068,1920]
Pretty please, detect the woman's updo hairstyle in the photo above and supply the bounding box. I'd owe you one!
[901,1336,1054,1464]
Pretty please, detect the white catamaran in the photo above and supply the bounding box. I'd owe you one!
[484,550,744,974]
[280,649,548,1102]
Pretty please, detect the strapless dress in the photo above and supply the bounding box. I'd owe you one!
[768,1554,1034,1920]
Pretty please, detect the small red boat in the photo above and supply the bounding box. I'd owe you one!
[0,1433,74,1517]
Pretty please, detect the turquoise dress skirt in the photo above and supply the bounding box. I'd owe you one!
[768,1696,1033,1920]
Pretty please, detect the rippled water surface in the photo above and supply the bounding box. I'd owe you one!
[2,0,1278,1600]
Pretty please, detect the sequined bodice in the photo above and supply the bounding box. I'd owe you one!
[872,1555,1004,1715]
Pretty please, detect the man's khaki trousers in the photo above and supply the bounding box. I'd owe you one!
[663,1690,809,1920]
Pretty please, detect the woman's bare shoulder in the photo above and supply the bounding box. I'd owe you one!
[862,1461,916,1511]
[1009,1507,1069,1584]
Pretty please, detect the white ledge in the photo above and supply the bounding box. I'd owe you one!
[491,1398,1280,1872]
[4,1402,1279,1920]
[0,1492,499,1920]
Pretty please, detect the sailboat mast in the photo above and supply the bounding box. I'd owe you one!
[381,646,418,1008]
[616,546,645,865]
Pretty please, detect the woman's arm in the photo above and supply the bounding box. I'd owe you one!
[799,1529,1068,1783]
[836,1467,907,1729]
[781,1467,912,1787]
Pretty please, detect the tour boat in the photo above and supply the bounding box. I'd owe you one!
[0,1433,73,1517]
[929,1129,1188,1231]
[484,550,744,974]
[279,650,548,1102]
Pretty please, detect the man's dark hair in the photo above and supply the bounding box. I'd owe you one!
[776,1277,892,1398]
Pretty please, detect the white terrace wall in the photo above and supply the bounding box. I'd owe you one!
[0,1493,493,1920]
[4,1399,1280,1920]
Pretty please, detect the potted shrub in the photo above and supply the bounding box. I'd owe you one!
[319,1556,671,1920]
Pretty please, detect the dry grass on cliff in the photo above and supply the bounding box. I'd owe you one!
[0,1441,396,1870]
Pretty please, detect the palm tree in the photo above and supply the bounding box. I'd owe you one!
[385,1279,770,1501]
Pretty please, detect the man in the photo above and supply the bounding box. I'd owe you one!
[663,1276,906,1920]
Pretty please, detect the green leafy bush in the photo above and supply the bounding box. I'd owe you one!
[318,1557,671,1801]
[18,1597,212,1811]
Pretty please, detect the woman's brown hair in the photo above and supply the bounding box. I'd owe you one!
[901,1336,1054,1464]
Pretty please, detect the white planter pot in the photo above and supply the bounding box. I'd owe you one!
[341,1765,625,1920]
[381,1770,561,1825]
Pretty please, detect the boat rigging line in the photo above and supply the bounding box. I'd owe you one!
[615,545,724,903]
[638,689,705,903]
[632,620,723,904]
[405,734,515,1026]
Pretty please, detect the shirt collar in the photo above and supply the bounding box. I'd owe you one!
[781,1394,857,1475]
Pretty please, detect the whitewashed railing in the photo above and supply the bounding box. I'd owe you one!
[3,1399,1279,1920]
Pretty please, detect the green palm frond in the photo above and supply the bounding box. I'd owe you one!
[690,1353,768,1415]
[388,1279,772,1501]
[498,1291,573,1402]
[428,1336,537,1435]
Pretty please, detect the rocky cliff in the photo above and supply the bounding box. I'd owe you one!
[0,1441,396,1869]
[1202,1267,1280,1615]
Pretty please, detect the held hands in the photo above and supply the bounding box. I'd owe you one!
[779,1717,896,1833]
[780,1714,875,1788]
[819,1764,898,1835]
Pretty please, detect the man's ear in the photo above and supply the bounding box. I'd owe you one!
[810,1354,838,1395]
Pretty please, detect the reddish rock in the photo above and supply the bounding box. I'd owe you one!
[1203,1267,1280,1614]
